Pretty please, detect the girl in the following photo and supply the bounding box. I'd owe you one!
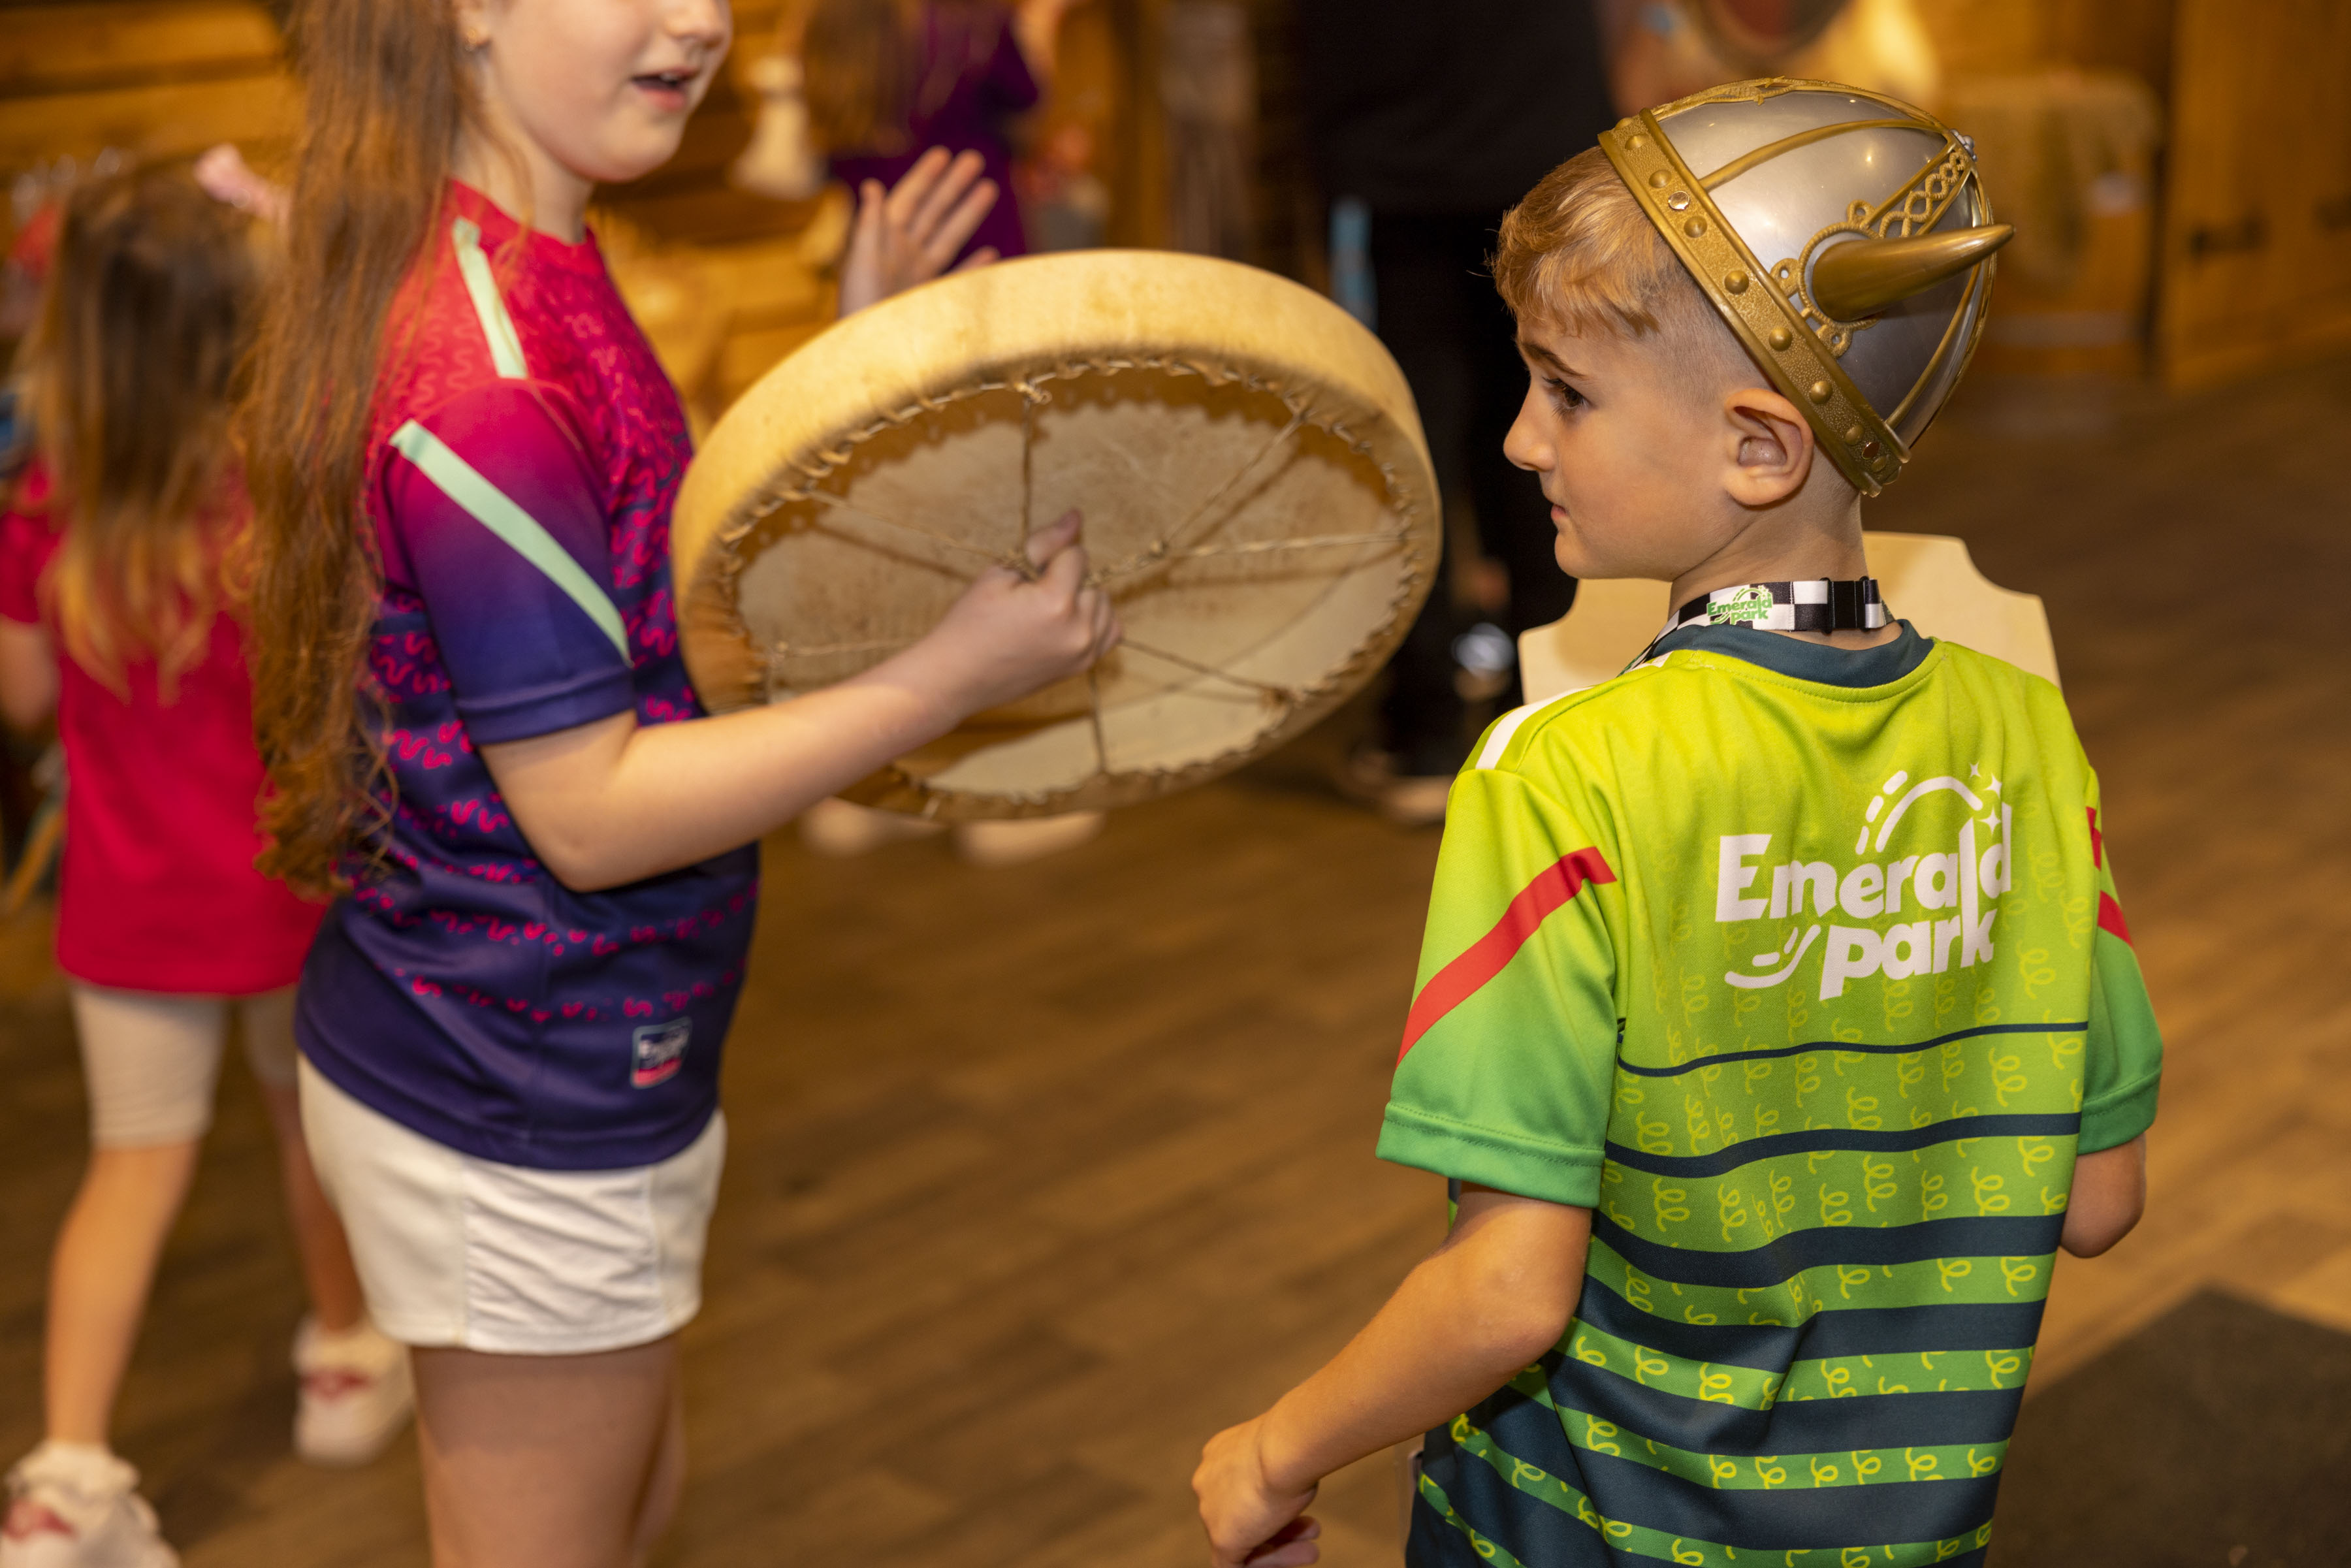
[803,0,1089,262]
[242,3,1117,1563]
[0,167,409,1568]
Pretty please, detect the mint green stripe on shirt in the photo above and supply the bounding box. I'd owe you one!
[451,217,529,379]
[388,419,630,658]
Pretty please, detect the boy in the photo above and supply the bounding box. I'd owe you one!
[1194,86,2162,1568]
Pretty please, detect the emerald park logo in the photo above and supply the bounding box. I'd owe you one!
[1707,584,1776,625]
[1711,766,2013,1000]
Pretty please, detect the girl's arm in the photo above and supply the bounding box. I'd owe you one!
[478,513,1115,892]
[1192,1186,1591,1568]
[0,618,57,733]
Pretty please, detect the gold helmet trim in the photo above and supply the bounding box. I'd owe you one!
[1599,78,2011,498]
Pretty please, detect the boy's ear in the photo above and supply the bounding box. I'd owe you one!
[1719,386,1815,508]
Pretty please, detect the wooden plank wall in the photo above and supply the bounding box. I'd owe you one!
[1913,0,2351,390]
[1911,0,2175,91]
[0,1,296,255]
[2156,0,2351,388]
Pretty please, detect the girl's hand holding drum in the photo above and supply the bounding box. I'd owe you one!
[896,509,1123,722]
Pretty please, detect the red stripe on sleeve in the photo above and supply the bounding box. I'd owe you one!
[1397,847,1615,1064]
[2097,890,2134,946]
[2088,807,2104,869]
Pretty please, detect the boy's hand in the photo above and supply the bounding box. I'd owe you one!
[1194,1416,1322,1567]
[906,510,1120,719]
[837,147,1000,317]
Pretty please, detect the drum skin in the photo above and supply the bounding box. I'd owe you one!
[671,249,1441,819]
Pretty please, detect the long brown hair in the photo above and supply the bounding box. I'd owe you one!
[243,0,481,898]
[805,0,912,154]
[20,165,257,698]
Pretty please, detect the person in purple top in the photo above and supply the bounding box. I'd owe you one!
[807,0,1089,262]
[293,176,760,1172]
[242,1,1120,1562]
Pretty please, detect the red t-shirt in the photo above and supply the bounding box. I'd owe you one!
[0,462,321,993]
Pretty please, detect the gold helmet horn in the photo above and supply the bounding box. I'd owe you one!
[1808,226,2015,322]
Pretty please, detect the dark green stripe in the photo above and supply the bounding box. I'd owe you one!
[1618,1020,2087,1079]
[1547,1350,2024,1452]
[1604,1113,2081,1178]
[1482,1395,2003,1549]
[1575,1275,2045,1368]
[1591,1212,2064,1288]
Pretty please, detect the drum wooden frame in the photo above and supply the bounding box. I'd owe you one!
[671,250,1441,819]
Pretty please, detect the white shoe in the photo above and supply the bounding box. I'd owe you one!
[1,1443,176,1568]
[292,1317,413,1467]
[1334,747,1451,827]
[797,797,946,857]
[953,812,1104,867]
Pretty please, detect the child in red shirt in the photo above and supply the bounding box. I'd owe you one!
[0,166,411,1568]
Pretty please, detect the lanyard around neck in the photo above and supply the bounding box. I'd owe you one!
[1630,577,1889,669]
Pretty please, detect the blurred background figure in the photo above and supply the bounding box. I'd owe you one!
[1603,0,1940,117]
[1159,0,1255,259]
[0,163,408,1568]
[741,0,1092,264]
[1294,0,1616,824]
[1019,119,1112,251]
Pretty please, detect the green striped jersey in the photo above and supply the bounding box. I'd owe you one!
[1382,626,2162,1568]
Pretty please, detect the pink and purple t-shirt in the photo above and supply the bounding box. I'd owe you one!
[295,182,758,1171]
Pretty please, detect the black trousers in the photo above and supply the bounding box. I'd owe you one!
[1369,210,1576,774]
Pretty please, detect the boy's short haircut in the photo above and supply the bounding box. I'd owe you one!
[1492,147,1747,383]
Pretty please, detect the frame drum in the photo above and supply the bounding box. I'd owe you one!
[671,250,1440,818]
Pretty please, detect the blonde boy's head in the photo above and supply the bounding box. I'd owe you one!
[1492,148,1748,388]
[1493,148,1863,590]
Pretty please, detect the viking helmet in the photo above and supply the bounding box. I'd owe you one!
[1600,79,2013,496]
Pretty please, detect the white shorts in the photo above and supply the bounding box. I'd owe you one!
[72,984,299,1147]
[296,1058,725,1355]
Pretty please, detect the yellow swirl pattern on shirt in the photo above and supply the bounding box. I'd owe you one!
[1597,1140,2078,1247]
[1583,1240,2062,1326]
[1414,1470,1529,1568]
[1503,1366,2012,1492]
[1615,1013,2089,1164]
[1561,1320,2036,1407]
[1445,1414,1996,1567]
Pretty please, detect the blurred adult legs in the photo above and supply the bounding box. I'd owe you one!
[1369,211,1576,778]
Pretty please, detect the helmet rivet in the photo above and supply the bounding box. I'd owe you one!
[1627,133,1648,149]
[1807,380,1831,404]
[1843,424,1865,443]
[1684,217,1706,237]
[1767,327,1793,351]
[1724,270,1750,294]
[1666,191,1691,212]
[1648,170,1670,189]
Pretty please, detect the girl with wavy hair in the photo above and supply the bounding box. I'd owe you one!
[0,164,407,1568]
[241,1,1117,1561]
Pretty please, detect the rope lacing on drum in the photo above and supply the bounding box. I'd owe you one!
[747,358,1431,794]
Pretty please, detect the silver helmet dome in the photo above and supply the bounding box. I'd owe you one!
[1600,79,2013,496]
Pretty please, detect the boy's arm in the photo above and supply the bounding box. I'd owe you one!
[2061,1134,2145,1257]
[1193,1186,1590,1568]
[2068,779,2160,1259]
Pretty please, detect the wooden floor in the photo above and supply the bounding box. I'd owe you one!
[1,353,2346,1566]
